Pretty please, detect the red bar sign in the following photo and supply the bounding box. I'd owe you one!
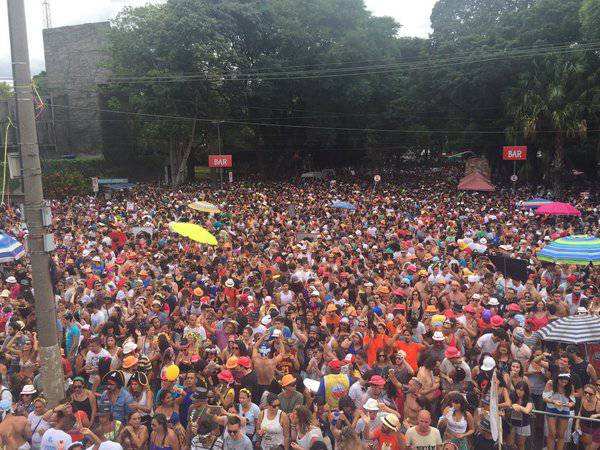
[502,146,527,160]
[208,155,232,167]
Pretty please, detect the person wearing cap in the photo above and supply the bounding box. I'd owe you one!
[359,411,405,450]
[277,374,304,414]
[317,359,352,410]
[439,346,472,391]
[100,371,133,425]
[543,372,575,450]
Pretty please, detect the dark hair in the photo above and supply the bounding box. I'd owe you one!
[444,391,468,413]
[266,392,279,406]
[552,374,573,397]
[309,442,328,450]
[510,360,524,377]
[423,356,437,371]
[153,413,168,434]
[514,381,530,406]
[227,415,242,426]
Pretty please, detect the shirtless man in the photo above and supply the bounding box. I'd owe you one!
[0,406,32,450]
[447,280,467,305]
[252,331,285,400]
[403,377,423,429]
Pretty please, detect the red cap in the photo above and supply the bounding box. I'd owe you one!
[369,375,386,386]
[328,359,343,370]
[490,315,504,327]
[566,275,577,283]
[237,356,251,369]
[275,257,283,263]
[445,346,461,359]
[340,272,350,279]
[217,370,234,383]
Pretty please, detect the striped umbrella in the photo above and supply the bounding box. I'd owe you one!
[331,201,357,210]
[537,314,600,344]
[537,235,600,265]
[517,198,553,209]
[0,233,25,263]
[188,201,220,214]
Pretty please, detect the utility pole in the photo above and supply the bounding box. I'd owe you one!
[7,0,64,406]
[214,120,223,190]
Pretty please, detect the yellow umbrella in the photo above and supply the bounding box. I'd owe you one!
[188,201,220,213]
[169,222,218,246]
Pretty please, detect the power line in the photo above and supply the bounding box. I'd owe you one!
[102,42,600,83]
[50,103,600,135]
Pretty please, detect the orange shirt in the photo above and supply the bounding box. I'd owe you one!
[372,427,405,450]
[364,333,387,366]
[325,314,341,328]
[394,340,425,372]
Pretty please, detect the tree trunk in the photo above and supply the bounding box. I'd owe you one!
[553,132,564,193]
[173,120,197,187]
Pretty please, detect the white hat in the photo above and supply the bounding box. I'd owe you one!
[5,276,16,283]
[479,238,487,244]
[92,256,102,262]
[97,443,123,450]
[20,385,37,395]
[364,398,380,411]
[481,356,496,371]
[261,315,272,326]
[577,307,588,315]
[122,341,138,355]
[432,331,445,341]
[264,295,272,302]
[225,279,235,288]
[272,329,282,338]
[488,298,500,306]
[82,249,90,257]
[472,293,481,300]
[467,276,478,283]
[0,289,9,298]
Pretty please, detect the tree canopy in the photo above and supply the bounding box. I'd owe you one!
[104,0,600,184]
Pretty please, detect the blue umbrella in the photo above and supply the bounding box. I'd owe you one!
[331,201,357,210]
[0,233,25,263]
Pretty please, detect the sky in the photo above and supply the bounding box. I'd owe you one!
[0,0,437,81]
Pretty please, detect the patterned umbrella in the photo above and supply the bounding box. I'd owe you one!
[188,201,220,214]
[517,198,553,209]
[538,235,600,265]
[537,314,600,344]
[534,202,581,216]
[0,233,25,263]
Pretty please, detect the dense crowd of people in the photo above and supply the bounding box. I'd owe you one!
[0,165,598,450]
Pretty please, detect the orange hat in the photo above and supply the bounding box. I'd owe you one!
[193,287,204,297]
[225,356,239,369]
[122,356,139,369]
[326,304,337,313]
[281,374,297,387]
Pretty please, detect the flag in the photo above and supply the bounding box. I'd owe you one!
[489,369,502,444]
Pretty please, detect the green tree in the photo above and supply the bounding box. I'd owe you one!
[507,56,594,189]
[0,82,12,99]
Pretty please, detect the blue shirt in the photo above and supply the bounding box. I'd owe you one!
[65,324,80,355]
[101,388,133,424]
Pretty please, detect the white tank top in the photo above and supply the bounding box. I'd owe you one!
[280,290,293,305]
[445,411,467,434]
[260,409,283,450]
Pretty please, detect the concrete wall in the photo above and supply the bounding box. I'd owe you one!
[43,22,111,156]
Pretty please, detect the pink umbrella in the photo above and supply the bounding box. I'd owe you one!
[534,202,581,216]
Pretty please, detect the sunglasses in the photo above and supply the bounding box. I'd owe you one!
[270,403,280,408]
[585,391,595,395]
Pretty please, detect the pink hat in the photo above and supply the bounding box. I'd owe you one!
[507,303,521,312]
[490,315,504,327]
[369,375,386,386]
[217,370,234,383]
[445,346,461,359]
[237,356,251,369]
[464,305,476,313]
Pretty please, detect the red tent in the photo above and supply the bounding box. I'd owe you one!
[458,173,495,191]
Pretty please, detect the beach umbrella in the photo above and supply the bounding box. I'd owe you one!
[537,235,600,265]
[188,201,220,214]
[0,233,25,263]
[537,314,600,344]
[534,202,581,216]
[517,198,553,209]
[331,201,357,210]
[169,222,218,246]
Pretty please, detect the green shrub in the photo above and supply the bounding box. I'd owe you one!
[43,171,91,198]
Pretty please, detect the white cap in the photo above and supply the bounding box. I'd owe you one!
[272,329,282,338]
[364,398,380,411]
[479,238,487,244]
[264,295,272,302]
[488,298,500,306]
[122,341,137,355]
[472,293,481,300]
[481,356,496,371]
[432,331,445,341]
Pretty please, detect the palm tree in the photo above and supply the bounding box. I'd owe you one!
[507,56,590,190]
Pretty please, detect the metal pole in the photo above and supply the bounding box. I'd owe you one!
[7,0,64,407]
[217,121,223,190]
[512,159,516,195]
